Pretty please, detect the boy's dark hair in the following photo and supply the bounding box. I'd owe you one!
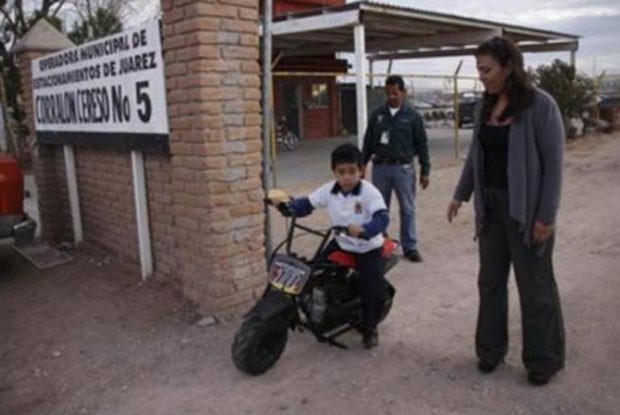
[385,75,405,91]
[331,143,363,170]
[475,36,534,121]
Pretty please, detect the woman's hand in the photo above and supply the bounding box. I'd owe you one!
[532,220,554,244]
[447,199,462,223]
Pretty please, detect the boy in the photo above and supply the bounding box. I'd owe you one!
[277,143,390,349]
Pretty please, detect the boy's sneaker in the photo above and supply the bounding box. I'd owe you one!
[363,329,379,349]
[404,249,423,262]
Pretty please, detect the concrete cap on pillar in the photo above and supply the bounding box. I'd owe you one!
[11,19,75,54]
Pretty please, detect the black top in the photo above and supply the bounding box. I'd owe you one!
[479,123,510,189]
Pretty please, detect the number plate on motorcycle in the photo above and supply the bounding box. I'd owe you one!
[268,255,311,295]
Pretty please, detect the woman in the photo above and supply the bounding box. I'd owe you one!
[447,36,565,386]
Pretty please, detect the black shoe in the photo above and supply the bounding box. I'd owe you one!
[362,329,379,349]
[477,359,499,374]
[527,370,556,386]
[404,250,423,262]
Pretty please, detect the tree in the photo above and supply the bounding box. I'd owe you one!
[0,0,138,160]
[533,59,596,137]
[68,6,122,45]
[0,0,66,160]
[64,0,150,44]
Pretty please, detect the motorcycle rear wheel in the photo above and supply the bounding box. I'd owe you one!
[231,310,289,375]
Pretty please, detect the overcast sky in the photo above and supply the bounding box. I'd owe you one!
[129,0,619,90]
[359,0,620,90]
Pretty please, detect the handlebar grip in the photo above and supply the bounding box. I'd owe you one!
[277,202,295,217]
[264,198,295,217]
[332,226,348,235]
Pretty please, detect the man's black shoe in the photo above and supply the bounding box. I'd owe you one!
[404,250,423,262]
[363,329,379,349]
[477,359,499,374]
[527,370,556,386]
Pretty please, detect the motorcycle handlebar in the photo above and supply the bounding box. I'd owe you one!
[264,198,370,240]
[331,225,370,241]
[264,198,296,218]
[331,225,348,235]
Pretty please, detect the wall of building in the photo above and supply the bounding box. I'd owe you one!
[16,0,266,316]
[16,51,73,244]
[159,0,266,313]
[274,76,342,139]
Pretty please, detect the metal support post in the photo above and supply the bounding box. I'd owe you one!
[354,23,367,149]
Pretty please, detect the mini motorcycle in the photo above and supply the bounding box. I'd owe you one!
[231,191,398,375]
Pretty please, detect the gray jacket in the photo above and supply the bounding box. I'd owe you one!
[453,88,565,247]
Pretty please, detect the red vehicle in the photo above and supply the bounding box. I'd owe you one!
[0,152,36,244]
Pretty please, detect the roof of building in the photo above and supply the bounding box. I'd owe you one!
[11,19,74,54]
[267,0,579,60]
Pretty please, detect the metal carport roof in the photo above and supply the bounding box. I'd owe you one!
[264,0,580,144]
[270,1,579,60]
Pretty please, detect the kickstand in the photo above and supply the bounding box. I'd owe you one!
[314,333,348,349]
[326,337,348,349]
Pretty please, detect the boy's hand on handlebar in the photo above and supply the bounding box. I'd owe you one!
[347,224,364,238]
[276,202,294,217]
[266,189,291,206]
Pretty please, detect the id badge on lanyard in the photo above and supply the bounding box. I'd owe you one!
[380,130,389,144]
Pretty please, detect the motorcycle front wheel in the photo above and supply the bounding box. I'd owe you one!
[231,309,289,375]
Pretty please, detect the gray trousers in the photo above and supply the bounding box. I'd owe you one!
[477,189,565,374]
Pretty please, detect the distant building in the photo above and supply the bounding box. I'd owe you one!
[600,74,620,97]
[264,1,579,140]
[598,96,620,129]
[267,0,348,140]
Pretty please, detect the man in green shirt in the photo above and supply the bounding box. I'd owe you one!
[362,75,431,262]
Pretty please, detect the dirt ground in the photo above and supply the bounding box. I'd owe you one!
[1,133,619,415]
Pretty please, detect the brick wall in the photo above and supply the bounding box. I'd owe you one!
[17,51,72,243]
[16,0,266,316]
[160,0,266,315]
[74,149,139,264]
[144,154,178,282]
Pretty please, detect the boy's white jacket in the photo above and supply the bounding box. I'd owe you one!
[308,179,386,253]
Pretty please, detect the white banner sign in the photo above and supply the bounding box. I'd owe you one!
[32,20,168,136]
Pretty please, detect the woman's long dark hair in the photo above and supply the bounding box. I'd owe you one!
[475,36,534,121]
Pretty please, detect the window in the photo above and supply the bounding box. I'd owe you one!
[307,83,329,108]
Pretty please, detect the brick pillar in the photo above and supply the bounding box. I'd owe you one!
[161,0,266,315]
[14,48,72,244]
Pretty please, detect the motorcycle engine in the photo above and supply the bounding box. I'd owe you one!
[301,270,360,330]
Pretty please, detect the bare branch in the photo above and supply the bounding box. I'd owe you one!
[41,0,59,15]
[0,7,17,31]
[51,0,69,17]
[14,0,27,31]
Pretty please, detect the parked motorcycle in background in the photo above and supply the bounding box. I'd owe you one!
[275,116,299,151]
